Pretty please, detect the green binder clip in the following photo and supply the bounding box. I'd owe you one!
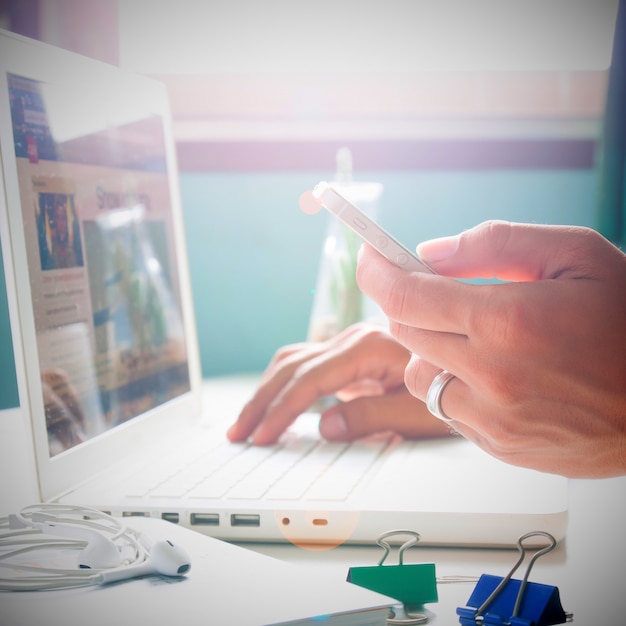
[347,529,438,622]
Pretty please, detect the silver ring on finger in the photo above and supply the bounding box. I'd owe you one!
[426,370,456,422]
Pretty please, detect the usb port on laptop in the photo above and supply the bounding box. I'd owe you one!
[190,513,219,526]
[230,514,260,527]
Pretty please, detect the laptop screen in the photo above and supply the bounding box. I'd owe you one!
[7,72,191,457]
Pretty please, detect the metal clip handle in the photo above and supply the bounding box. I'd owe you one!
[376,529,421,566]
[475,531,557,620]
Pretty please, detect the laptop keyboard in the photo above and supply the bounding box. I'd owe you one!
[124,430,394,502]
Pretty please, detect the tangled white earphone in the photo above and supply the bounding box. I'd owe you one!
[30,516,123,569]
[0,504,191,590]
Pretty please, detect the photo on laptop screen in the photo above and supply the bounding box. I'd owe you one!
[7,72,190,457]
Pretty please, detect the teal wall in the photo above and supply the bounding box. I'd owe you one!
[180,168,598,378]
[0,167,599,407]
[0,235,20,409]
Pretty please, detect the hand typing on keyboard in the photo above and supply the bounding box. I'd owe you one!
[226,323,451,446]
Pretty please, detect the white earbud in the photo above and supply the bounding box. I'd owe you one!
[34,520,122,569]
[98,539,191,584]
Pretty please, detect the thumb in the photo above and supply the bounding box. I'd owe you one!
[416,220,593,282]
[319,389,450,441]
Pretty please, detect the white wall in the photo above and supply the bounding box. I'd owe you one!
[119,0,618,74]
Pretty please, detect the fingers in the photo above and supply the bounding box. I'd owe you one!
[416,220,611,282]
[356,243,474,336]
[227,324,410,445]
[402,358,496,461]
[403,354,465,418]
[319,387,452,441]
[226,341,327,443]
[358,222,602,343]
[358,241,575,386]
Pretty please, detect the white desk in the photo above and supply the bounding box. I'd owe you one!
[1,376,624,624]
[201,377,626,624]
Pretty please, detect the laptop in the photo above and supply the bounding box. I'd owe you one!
[0,29,568,549]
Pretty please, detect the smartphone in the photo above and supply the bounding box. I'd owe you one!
[311,181,435,274]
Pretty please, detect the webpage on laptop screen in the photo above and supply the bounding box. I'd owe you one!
[8,73,191,457]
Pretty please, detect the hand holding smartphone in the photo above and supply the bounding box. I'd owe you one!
[299,181,435,274]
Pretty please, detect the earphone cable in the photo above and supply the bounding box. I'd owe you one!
[0,505,150,591]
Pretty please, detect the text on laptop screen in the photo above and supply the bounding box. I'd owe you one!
[8,73,190,457]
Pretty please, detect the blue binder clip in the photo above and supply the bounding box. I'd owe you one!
[456,531,573,626]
